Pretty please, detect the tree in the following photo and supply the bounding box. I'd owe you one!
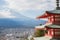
[34,29,44,37]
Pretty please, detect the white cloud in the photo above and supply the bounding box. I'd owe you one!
[0,10,16,18]
[5,0,56,11]
[3,0,56,18]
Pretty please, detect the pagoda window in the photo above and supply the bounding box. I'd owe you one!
[55,29,60,32]
[55,19,60,21]
[55,32,60,34]
[48,16,55,23]
[55,15,60,17]
[55,32,60,35]
[54,29,60,36]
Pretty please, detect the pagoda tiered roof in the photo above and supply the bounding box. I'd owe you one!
[46,9,60,14]
[46,24,60,28]
[37,10,60,19]
[37,13,51,19]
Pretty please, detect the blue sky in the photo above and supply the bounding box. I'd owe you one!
[0,0,56,19]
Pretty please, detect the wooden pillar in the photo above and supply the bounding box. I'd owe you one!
[53,15,55,23]
[53,29,55,38]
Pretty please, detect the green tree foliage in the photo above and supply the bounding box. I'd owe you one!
[34,30,45,37]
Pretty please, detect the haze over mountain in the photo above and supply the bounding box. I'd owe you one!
[0,14,47,28]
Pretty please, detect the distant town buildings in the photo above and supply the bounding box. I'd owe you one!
[0,28,34,40]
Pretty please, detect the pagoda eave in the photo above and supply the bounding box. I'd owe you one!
[46,11,60,15]
[36,13,51,19]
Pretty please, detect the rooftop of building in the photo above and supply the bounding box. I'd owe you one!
[46,24,60,28]
[35,23,60,29]
[47,9,60,14]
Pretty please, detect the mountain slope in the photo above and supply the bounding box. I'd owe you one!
[0,18,47,28]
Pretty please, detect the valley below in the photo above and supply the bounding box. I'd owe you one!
[0,27,34,40]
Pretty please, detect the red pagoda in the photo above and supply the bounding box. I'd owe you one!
[37,0,60,40]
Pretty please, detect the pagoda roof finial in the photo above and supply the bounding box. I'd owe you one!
[56,0,60,10]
